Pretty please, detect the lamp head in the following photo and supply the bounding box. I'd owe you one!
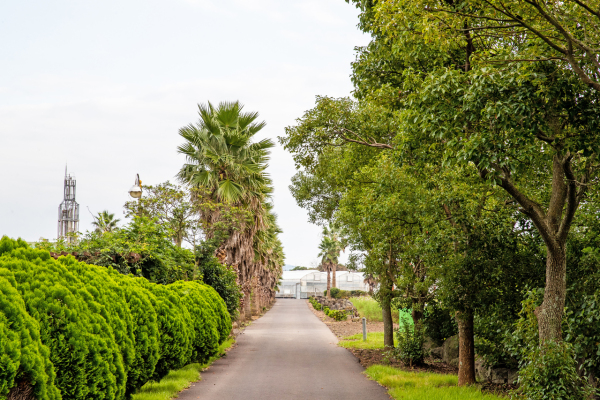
[129,174,142,198]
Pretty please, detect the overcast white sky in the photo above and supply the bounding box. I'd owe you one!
[0,0,367,267]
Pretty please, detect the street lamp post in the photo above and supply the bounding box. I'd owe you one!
[128,174,142,216]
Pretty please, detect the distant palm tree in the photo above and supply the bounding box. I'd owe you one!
[317,224,346,298]
[92,210,120,233]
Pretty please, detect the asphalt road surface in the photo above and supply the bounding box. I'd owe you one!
[177,299,390,400]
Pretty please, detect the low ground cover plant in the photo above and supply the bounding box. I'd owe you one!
[338,332,396,350]
[365,365,503,400]
[309,297,348,321]
[350,296,411,323]
[0,237,232,400]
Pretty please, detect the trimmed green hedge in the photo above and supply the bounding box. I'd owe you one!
[0,237,232,399]
[0,270,60,400]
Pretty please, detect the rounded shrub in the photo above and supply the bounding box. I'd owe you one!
[168,281,219,363]
[58,257,143,398]
[0,240,126,400]
[106,271,159,393]
[0,269,60,400]
[196,283,232,344]
[134,279,193,381]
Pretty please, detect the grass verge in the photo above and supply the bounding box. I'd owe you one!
[338,332,396,349]
[350,296,412,323]
[132,338,235,400]
[365,365,505,400]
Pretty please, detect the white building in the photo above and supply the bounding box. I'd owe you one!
[275,270,368,299]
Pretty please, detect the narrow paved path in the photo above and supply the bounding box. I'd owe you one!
[177,300,390,400]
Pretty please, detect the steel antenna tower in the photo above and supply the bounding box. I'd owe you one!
[57,167,80,243]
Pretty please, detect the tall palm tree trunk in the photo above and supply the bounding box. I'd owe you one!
[332,263,337,288]
[326,266,331,298]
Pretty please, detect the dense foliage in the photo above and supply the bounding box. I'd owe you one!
[280,0,600,394]
[0,237,231,399]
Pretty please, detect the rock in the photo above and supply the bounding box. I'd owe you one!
[430,347,443,360]
[491,368,509,384]
[442,335,459,365]
[423,337,436,352]
[475,357,491,382]
[508,369,518,384]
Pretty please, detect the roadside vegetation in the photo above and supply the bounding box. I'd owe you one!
[366,366,503,400]
[280,0,600,396]
[350,296,411,324]
[0,102,286,398]
[339,332,395,350]
[132,338,234,400]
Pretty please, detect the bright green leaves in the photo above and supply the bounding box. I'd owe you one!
[0,270,60,400]
[0,237,231,399]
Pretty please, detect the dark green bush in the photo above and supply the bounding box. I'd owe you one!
[0,270,60,400]
[395,318,426,367]
[0,240,126,400]
[196,283,232,344]
[516,340,595,400]
[195,243,242,319]
[423,302,457,347]
[350,290,366,297]
[168,281,219,363]
[134,279,193,382]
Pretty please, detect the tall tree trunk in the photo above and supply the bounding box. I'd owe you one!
[457,310,476,386]
[536,245,567,341]
[382,293,394,348]
[244,291,252,320]
[332,263,337,288]
[326,268,331,298]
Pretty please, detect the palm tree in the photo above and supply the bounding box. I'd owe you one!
[317,224,346,298]
[177,101,274,204]
[178,101,279,319]
[92,210,120,233]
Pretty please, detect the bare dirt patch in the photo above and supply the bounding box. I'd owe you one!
[306,300,458,375]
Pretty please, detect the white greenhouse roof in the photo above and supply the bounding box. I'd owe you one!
[280,270,319,281]
[280,270,365,282]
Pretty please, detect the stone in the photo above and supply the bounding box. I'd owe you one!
[430,347,443,360]
[475,357,491,382]
[423,337,436,352]
[490,368,509,384]
[508,369,518,384]
[442,335,459,365]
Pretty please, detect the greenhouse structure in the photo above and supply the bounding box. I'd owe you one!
[275,270,368,299]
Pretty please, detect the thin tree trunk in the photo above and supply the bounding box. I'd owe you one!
[382,294,394,348]
[536,245,567,341]
[411,302,424,326]
[326,269,331,298]
[457,310,476,386]
[332,263,337,288]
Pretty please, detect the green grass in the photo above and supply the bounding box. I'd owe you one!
[350,296,412,324]
[365,365,505,400]
[132,338,235,400]
[339,332,397,349]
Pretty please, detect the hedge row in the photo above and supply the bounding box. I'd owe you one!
[308,297,348,321]
[0,237,231,400]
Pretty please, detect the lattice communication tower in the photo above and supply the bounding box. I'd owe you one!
[58,168,79,243]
